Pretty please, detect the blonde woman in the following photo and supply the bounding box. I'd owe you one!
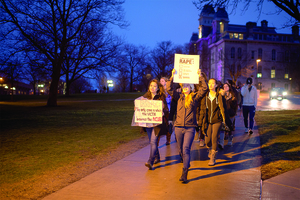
[166,68,208,183]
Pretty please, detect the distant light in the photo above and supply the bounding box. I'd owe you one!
[11,87,16,90]
[4,86,8,89]
[289,78,292,80]
[107,80,113,84]
[108,83,114,87]
[283,92,287,96]
[256,59,261,62]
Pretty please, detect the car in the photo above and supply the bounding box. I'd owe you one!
[269,87,288,100]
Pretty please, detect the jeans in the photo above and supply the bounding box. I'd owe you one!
[146,127,159,165]
[205,122,222,151]
[242,105,256,130]
[175,127,195,169]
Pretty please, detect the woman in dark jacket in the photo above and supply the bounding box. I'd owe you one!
[167,69,208,183]
[143,79,169,170]
[223,82,238,145]
[203,78,226,166]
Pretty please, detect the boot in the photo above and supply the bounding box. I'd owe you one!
[166,132,171,145]
[179,168,188,183]
[218,132,224,150]
[207,147,212,158]
[208,150,217,166]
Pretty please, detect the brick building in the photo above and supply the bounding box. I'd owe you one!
[190,5,300,91]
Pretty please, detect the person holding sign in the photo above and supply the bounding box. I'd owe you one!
[166,68,208,183]
[142,79,169,170]
[202,78,227,166]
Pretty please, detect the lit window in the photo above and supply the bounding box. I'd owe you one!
[229,33,233,39]
[257,73,262,78]
[220,22,224,33]
[271,66,275,78]
[284,68,289,79]
[239,34,243,40]
[257,66,262,78]
[234,33,238,38]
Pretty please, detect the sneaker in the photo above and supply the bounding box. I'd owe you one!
[227,136,233,146]
[145,162,153,170]
[245,128,249,133]
[218,143,224,150]
[199,139,205,147]
[249,129,253,135]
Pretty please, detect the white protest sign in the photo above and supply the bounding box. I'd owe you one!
[134,99,162,124]
[174,54,200,84]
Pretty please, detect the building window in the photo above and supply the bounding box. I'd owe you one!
[272,49,276,61]
[239,34,243,40]
[230,64,235,75]
[258,48,262,60]
[271,66,275,78]
[237,65,241,73]
[284,68,289,79]
[271,83,275,88]
[285,51,289,62]
[251,51,255,59]
[257,66,262,78]
[234,33,239,39]
[220,22,224,33]
[285,84,289,90]
[229,33,233,39]
[238,48,242,59]
[257,82,262,90]
[231,47,235,58]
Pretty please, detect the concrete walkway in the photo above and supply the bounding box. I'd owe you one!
[42,114,299,200]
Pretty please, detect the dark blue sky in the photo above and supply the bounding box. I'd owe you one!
[113,0,293,48]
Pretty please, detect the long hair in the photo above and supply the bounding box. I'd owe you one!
[145,79,165,100]
[179,83,195,108]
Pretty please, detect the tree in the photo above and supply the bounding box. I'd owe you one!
[116,44,149,92]
[70,77,91,94]
[0,0,127,106]
[193,0,300,25]
[151,41,176,79]
[0,56,23,100]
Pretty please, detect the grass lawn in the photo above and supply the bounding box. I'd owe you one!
[0,93,144,199]
[255,110,300,180]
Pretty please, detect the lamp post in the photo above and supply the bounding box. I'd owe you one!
[255,59,261,87]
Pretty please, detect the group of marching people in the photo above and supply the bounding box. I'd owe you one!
[139,68,257,183]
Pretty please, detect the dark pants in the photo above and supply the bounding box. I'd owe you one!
[175,127,195,169]
[242,105,256,130]
[205,122,222,151]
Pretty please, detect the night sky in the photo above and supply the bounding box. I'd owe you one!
[113,0,293,48]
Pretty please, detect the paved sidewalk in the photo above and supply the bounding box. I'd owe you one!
[43,114,263,200]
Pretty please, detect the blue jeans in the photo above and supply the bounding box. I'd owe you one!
[174,127,195,169]
[146,127,159,165]
[242,105,256,130]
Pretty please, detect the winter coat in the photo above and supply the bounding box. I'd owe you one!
[241,85,258,108]
[224,92,238,118]
[203,91,226,125]
[166,76,208,127]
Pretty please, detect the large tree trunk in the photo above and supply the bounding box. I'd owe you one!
[47,64,61,106]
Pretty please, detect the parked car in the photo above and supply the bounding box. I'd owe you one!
[269,87,288,100]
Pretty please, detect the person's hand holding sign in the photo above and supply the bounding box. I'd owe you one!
[171,68,176,78]
[197,68,202,77]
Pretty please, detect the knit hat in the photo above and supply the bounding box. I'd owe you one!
[246,77,253,85]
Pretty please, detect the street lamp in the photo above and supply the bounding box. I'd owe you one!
[255,59,261,87]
